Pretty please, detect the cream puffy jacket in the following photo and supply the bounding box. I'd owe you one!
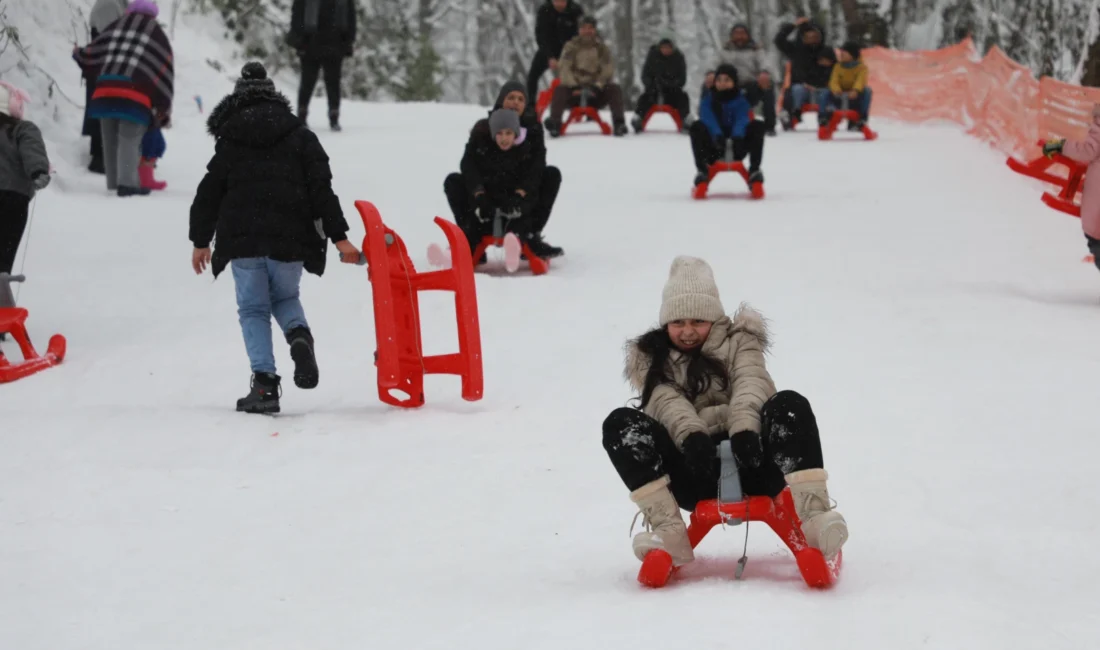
[624,304,776,448]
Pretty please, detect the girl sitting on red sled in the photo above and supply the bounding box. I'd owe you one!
[601,256,848,568]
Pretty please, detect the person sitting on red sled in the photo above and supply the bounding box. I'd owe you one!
[689,64,766,188]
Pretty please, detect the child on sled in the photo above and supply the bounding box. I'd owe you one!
[601,255,848,567]
[1044,103,1100,274]
[689,64,766,188]
[825,42,872,130]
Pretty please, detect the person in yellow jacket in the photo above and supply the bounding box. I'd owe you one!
[825,42,872,129]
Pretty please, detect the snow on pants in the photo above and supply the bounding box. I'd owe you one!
[443,168,561,246]
[548,83,626,125]
[0,190,30,275]
[634,87,691,125]
[689,120,766,173]
[100,118,146,191]
[299,56,343,116]
[231,257,309,375]
[601,391,825,509]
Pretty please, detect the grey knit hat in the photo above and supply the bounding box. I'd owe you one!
[488,108,521,137]
[235,62,276,95]
[659,256,725,325]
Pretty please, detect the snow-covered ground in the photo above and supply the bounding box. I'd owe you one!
[4,18,1100,647]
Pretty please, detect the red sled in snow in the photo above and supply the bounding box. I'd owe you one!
[356,201,483,409]
[560,106,611,136]
[473,235,550,275]
[0,275,66,383]
[1006,140,1085,218]
[638,104,683,133]
[692,159,764,200]
[818,109,877,141]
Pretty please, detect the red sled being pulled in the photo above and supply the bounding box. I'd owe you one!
[0,274,66,383]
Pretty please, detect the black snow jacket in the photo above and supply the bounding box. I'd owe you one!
[640,44,687,93]
[189,86,349,279]
[468,82,547,176]
[459,125,545,207]
[774,22,836,88]
[535,0,584,59]
[288,0,358,60]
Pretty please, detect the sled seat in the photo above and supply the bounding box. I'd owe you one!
[472,236,549,275]
[640,104,683,132]
[692,160,764,200]
[818,109,877,141]
[536,78,560,120]
[1006,139,1086,218]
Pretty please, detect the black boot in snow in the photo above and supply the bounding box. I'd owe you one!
[237,372,281,414]
[286,326,319,389]
[748,169,764,185]
[88,156,105,174]
[329,110,342,132]
[524,233,564,259]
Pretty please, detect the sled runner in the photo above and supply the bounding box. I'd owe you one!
[639,102,683,133]
[817,108,877,141]
[693,140,765,200]
[0,274,66,383]
[1006,140,1086,218]
[356,201,483,408]
[637,440,842,589]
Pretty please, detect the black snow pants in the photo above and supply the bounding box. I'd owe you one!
[0,190,31,275]
[689,120,766,174]
[298,56,344,118]
[443,168,561,249]
[602,391,825,510]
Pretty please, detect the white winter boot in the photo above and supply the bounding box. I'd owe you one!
[630,476,694,566]
[786,468,848,560]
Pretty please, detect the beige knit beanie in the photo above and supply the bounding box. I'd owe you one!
[659,256,725,325]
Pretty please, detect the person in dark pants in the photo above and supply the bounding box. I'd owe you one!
[689,64,765,187]
[80,0,129,173]
[0,82,50,277]
[718,24,777,135]
[545,17,628,137]
[632,33,690,133]
[774,17,835,129]
[445,81,563,261]
[288,0,357,131]
[602,255,848,568]
[527,0,585,106]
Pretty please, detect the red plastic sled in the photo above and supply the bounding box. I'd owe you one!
[472,236,550,275]
[1006,140,1086,218]
[817,109,877,140]
[692,160,764,200]
[0,307,66,383]
[356,201,483,409]
[560,106,611,136]
[639,104,683,132]
[637,488,842,589]
[535,79,560,121]
[788,103,819,129]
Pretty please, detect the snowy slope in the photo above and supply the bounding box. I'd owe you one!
[3,85,1100,648]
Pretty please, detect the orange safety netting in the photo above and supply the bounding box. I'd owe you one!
[861,38,1100,160]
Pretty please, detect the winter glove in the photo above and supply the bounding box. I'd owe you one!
[31,172,50,190]
[474,193,493,222]
[681,431,719,491]
[1043,139,1065,158]
[729,430,765,469]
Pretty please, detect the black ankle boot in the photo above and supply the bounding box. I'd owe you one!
[237,372,281,414]
[286,326,318,389]
[525,233,563,259]
[329,110,341,132]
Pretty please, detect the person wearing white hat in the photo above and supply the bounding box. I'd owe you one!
[602,255,848,568]
[0,81,50,278]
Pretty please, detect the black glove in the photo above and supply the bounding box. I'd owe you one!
[681,431,718,490]
[729,430,764,469]
[32,172,50,190]
[474,193,492,222]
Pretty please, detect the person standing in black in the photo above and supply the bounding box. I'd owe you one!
[288,0,357,131]
[527,0,585,106]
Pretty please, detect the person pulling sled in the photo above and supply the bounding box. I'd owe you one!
[602,256,849,569]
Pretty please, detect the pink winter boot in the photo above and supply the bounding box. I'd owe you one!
[139,158,167,190]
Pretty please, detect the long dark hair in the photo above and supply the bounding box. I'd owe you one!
[633,326,729,410]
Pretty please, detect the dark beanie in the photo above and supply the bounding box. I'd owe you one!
[235,62,275,94]
[714,63,739,85]
[488,108,521,137]
[842,41,862,59]
[494,81,527,109]
[580,16,597,27]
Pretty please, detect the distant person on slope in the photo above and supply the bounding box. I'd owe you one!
[0,81,50,278]
[1044,104,1100,275]
[188,63,361,415]
[80,0,129,174]
[545,16,628,137]
[773,17,835,130]
[73,0,173,197]
[527,0,585,108]
[288,0,357,131]
[602,255,848,570]
[632,33,690,134]
[718,24,776,136]
[826,42,872,130]
[690,65,765,188]
[446,81,564,261]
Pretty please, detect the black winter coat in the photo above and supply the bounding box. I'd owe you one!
[535,1,584,59]
[641,45,687,92]
[189,87,349,279]
[289,0,357,61]
[459,124,545,208]
[773,22,836,88]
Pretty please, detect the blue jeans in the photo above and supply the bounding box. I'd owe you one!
[231,257,309,374]
[790,84,831,114]
[824,88,873,121]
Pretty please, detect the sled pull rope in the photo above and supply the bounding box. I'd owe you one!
[14,194,38,305]
[735,517,750,579]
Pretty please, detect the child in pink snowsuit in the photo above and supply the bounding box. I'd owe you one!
[1044,103,1100,271]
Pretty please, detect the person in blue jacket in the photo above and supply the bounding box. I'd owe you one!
[690,64,765,187]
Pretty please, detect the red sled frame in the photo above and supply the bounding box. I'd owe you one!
[818,109,877,141]
[0,306,66,383]
[536,79,560,121]
[788,103,819,129]
[356,201,484,409]
[560,106,612,136]
[638,488,842,589]
[639,104,683,132]
[1006,139,1085,217]
[692,160,765,200]
[472,236,550,275]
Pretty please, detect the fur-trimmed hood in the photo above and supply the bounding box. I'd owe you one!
[623,303,770,392]
[206,86,301,147]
